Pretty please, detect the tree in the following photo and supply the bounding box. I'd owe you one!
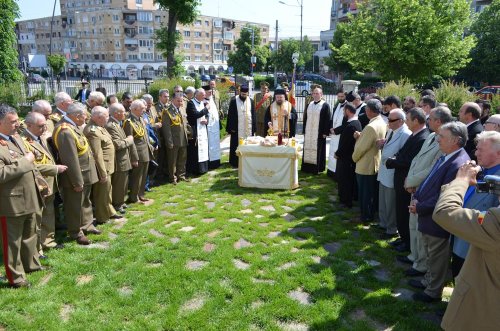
[324,24,354,80]
[271,38,313,75]
[155,0,200,78]
[227,25,270,75]
[459,0,500,84]
[336,0,475,82]
[0,0,22,83]
[47,54,67,76]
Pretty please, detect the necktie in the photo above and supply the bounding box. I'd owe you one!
[9,136,24,155]
[81,90,86,103]
[386,131,394,144]
[417,155,445,193]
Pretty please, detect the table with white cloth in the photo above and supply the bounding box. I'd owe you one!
[236,144,299,189]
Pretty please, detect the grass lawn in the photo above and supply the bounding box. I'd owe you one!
[0,157,446,330]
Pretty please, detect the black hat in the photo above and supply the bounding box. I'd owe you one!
[346,91,355,102]
[240,85,249,93]
[202,85,211,91]
[274,89,287,96]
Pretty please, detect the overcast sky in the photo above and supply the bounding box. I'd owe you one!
[17,0,332,38]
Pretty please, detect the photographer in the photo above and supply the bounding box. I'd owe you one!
[433,157,500,330]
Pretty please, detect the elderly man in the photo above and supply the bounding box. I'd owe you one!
[401,106,453,275]
[123,100,152,203]
[408,122,470,303]
[433,151,500,330]
[84,106,119,224]
[204,86,221,169]
[162,92,189,184]
[105,103,136,213]
[377,109,411,238]
[0,104,44,288]
[106,94,118,106]
[385,108,430,252]
[32,100,55,135]
[459,102,483,160]
[484,114,500,132]
[352,99,387,223]
[254,81,273,137]
[186,88,211,174]
[350,92,367,128]
[53,92,73,122]
[264,89,297,137]
[52,103,99,245]
[226,85,256,168]
[302,87,331,174]
[22,112,67,254]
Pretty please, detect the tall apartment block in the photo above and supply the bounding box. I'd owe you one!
[15,0,270,79]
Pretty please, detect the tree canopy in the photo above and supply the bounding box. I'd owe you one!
[335,0,475,82]
[155,0,200,78]
[0,0,22,83]
[227,25,270,75]
[271,37,314,74]
[324,24,354,79]
[47,54,67,76]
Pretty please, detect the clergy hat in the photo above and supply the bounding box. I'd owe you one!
[260,81,269,87]
[281,82,289,88]
[346,91,356,102]
[274,89,287,96]
[202,85,211,91]
[240,85,249,93]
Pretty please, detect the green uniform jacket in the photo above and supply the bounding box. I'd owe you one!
[161,104,188,148]
[122,114,152,163]
[83,119,116,180]
[105,117,135,172]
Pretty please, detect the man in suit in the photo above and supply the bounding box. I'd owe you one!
[162,92,189,184]
[95,83,107,97]
[352,99,387,222]
[335,103,362,208]
[52,102,99,245]
[450,131,500,278]
[419,96,437,129]
[381,95,401,122]
[84,106,119,224]
[123,100,152,203]
[386,108,430,252]
[433,160,500,331]
[402,106,453,275]
[0,104,44,288]
[409,121,470,302]
[75,80,91,103]
[22,112,67,254]
[402,96,416,113]
[459,102,483,161]
[105,103,136,214]
[377,109,411,238]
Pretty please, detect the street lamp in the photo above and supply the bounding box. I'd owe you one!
[278,0,303,44]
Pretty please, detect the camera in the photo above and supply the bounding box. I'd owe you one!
[476,175,500,196]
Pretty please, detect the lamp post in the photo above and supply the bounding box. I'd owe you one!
[278,0,303,44]
[292,51,299,83]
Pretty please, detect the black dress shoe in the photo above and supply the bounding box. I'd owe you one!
[412,291,440,303]
[9,280,31,288]
[125,199,138,204]
[54,243,65,249]
[389,238,403,247]
[408,279,426,290]
[405,268,426,277]
[380,232,399,240]
[394,243,410,253]
[117,208,126,214]
[110,214,123,220]
[396,255,413,264]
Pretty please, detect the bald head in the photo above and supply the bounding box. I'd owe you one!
[91,106,109,127]
[32,100,52,119]
[459,102,482,124]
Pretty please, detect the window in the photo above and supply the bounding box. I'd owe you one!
[115,41,121,47]
[114,28,120,35]
[155,16,161,23]
[115,54,122,60]
[205,20,209,26]
[112,14,119,21]
[184,31,190,37]
[138,26,153,35]
[213,43,222,50]
[205,44,210,50]
[224,32,233,40]
[94,54,100,60]
[195,56,201,61]
[194,20,201,26]
[214,54,221,61]
[194,44,202,50]
[183,43,190,49]
[157,54,163,60]
[140,52,154,60]
[128,54,138,60]
[136,0,142,3]
[139,39,154,47]
[185,55,191,61]
[205,32,209,37]
[137,11,152,22]
[194,31,202,37]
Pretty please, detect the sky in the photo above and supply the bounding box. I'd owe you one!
[17,0,332,38]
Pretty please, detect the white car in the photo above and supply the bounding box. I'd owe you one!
[181,75,195,82]
[295,80,312,96]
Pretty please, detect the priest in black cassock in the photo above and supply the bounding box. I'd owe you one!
[302,87,331,173]
[186,88,210,175]
[264,89,297,137]
[226,85,256,168]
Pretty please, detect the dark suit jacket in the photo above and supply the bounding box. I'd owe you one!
[465,120,483,161]
[75,88,91,103]
[415,148,470,238]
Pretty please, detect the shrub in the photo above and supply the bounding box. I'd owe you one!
[376,79,419,101]
[0,82,24,109]
[148,78,195,101]
[434,80,475,116]
[490,94,500,114]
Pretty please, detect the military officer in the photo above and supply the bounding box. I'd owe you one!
[52,102,99,245]
[85,91,105,119]
[162,92,189,184]
[123,99,152,203]
[105,103,136,213]
[84,106,119,224]
[0,104,44,288]
[154,89,170,185]
[53,92,73,125]
[254,81,273,137]
[32,100,55,136]
[22,112,67,254]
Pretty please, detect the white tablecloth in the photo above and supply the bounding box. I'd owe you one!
[236,144,299,189]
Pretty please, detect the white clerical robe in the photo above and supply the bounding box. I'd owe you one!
[236,96,252,139]
[327,102,345,172]
[206,96,220,162]
[303,100,324,165]
[192,99,209,162]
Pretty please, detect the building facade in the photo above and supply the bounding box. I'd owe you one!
[15,0,269,79]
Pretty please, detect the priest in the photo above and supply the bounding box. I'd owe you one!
[302,87,331,173]
[204,85,221,169]
[186,88,210,175]
[226,85,255,167]
[264,88,297,137]
[327,89,347,178]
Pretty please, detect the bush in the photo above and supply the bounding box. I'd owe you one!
[376,79,419,101]
[0,82,24,109]
[489,94,500,114]
[148,78,196,101]
[434,80,475,116]
[253,75,274,89]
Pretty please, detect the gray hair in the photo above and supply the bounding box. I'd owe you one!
[389,108,406,120]
[476,131,500,151]
[67,102,86,115]
[0,104,17,121]
[431,106,453,124]
[159,89,169,97]
[142,94,153,102]
[441,121,468,148]
[32,100,52,113]
[173,92,184,100]
[185,86,196,95]
[194,88,205,98]
[108,103,125,116]
[91,106,108,117]
[366,99,382,114]
[54,92,72,106]
[173,85,183,92]
[24,111,46,125]
[89,91,105,104]
[407,107,426,124]
[130,99,145,111]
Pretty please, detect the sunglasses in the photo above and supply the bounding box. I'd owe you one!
[388,118,401,123]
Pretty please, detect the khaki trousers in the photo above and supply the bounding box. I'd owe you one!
[422,233,450,298]
[38,194,57,250]
[166,146,187,182]
[111,170,128,208]
[408,213,428,272]
[63,184,95,238]
[92,178,116,223]
[129,161,149,201]
[0,213,41,285]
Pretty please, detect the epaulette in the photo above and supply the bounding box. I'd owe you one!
[49,113,61,121]
[59,123,69,130]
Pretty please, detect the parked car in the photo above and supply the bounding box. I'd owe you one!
[200,74,211,82]
[295,80,313,96]
[475,86,500,100]
[181,75,195,82]
[301,73,334,84]
[29,74,46,83]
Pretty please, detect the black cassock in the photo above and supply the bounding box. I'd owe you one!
[186,99,209,175]
[301,101,331,174]
[226,96,256,167]
[263,103,298,138]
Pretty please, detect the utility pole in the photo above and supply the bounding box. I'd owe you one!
[250,27,255,76]
[274,20,278,88]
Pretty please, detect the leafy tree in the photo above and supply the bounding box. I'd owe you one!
[459,0,500,84]
[155,0,200,78]
[336,0,475,82]
[271,38,313,74]
[324,24,354,80]
[0,0,22,83]
[47,54,67,76]
[227,25,270,75]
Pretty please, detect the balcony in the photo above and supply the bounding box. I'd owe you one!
[125,28,137,38]
[124,14,137,25]
[126,45,138,51]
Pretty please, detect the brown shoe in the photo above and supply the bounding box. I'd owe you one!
[9,280,31,288]
[76,235,91,245]
[84,228,102,235]
[138,196,150,202]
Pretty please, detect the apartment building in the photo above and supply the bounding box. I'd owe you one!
[15,0,269,79]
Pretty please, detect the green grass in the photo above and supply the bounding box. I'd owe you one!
[0,158,445,330]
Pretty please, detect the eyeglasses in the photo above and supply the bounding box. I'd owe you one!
[485,121,499,125]
[388,118,401,123]
[36,124,47,128]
